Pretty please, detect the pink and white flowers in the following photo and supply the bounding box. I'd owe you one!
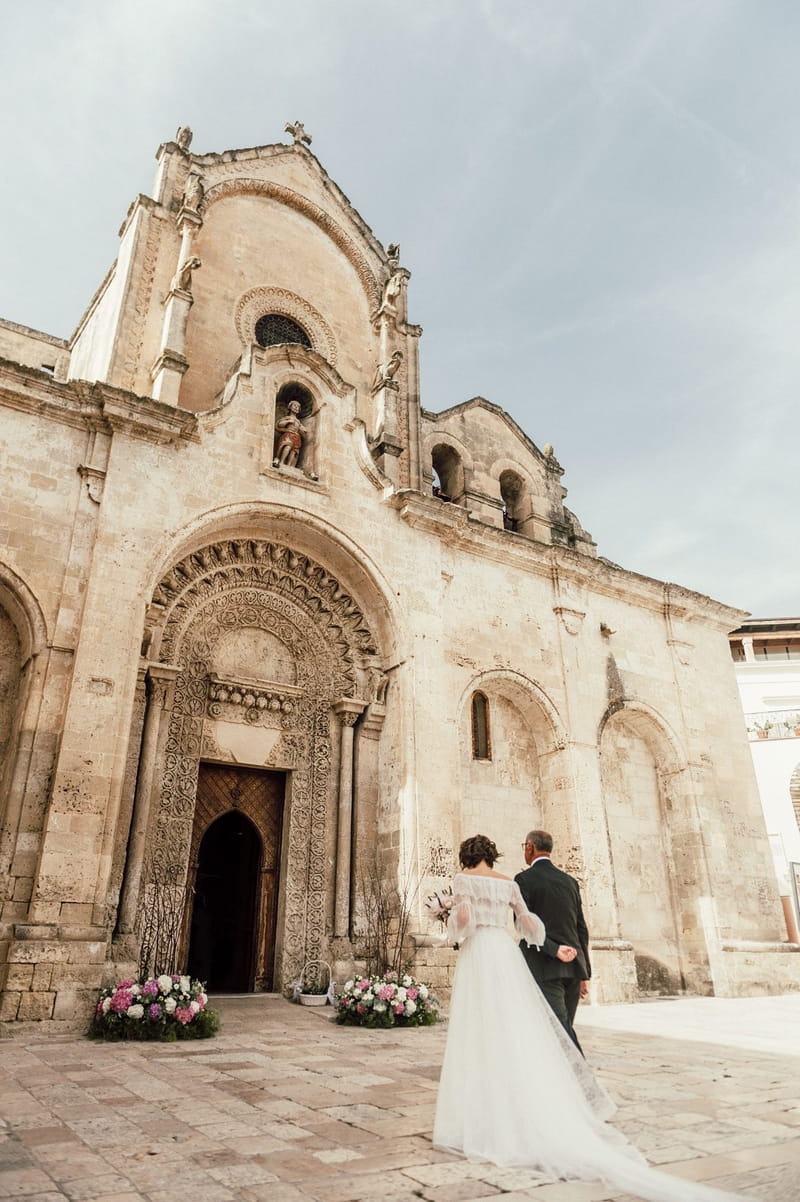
[335,970,438,1028]
[89,974,219,1041]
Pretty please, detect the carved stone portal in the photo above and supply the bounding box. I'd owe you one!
[139,539,380,991]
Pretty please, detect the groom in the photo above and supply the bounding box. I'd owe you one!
[515,829,590,1053]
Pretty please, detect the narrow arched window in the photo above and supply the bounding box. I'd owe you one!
[471,691,491,760]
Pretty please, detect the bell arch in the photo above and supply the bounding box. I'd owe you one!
[126,535,392,992]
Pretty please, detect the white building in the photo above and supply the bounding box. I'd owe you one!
[730,618,800,941]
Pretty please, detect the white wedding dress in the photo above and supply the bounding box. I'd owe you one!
[433,874,753,1202]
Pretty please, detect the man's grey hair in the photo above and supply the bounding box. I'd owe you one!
[525,829,553,854]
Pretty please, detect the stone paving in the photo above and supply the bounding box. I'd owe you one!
[1,993,799,1202]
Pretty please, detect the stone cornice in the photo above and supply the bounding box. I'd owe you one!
[389,488,746,629]
[0,360,198,444]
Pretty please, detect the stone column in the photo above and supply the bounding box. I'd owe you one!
[115,664,178,940]
[333,698,366,938]
[151,214,201,404]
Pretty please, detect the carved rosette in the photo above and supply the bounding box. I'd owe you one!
[141,538,381,989]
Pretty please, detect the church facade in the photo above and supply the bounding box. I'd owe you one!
[0,125,797,1026]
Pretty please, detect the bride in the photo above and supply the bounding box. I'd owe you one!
[432,834,754,1202]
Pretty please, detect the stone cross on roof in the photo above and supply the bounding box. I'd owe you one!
[285,120,312,146]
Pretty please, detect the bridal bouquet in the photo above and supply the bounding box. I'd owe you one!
[88,974,220,1041]
[424,886,453,924]
[335,970,439,1028]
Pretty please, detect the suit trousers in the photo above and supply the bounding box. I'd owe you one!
[538,976,583,1055]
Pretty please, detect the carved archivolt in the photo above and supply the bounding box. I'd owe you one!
[234,287,338,366]
[202,177,380,309]
[142,538,380,987]
[153,539,377,671]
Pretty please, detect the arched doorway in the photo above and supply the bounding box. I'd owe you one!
[188,810,262,992]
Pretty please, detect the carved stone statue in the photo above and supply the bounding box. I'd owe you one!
[378,269,403,316]
[175,126,193,150]
[171,255,201,294]
[387,243,400,270]
[273,400,308,469]
[371,349,402,393]
[285,120,312,146]
[182,173,204,212]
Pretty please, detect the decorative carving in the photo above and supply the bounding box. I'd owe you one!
[181,173,204,213]
[152,540,377,667]
[285,120,312,146]
[234,286,337,365]
[140,539,383,992]
[175,125,193,150]
[207,676,301,726]
[202,178,380,309]
[387,243,400,270]
[170,255,201,294]
[371,349,402,394]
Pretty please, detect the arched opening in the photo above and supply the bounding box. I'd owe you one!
[187,809,263,993]
[255,313,311,349]
[431,443,464,504]
[499,470,525,532]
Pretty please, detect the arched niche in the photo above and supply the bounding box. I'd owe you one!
[452,671,569,876]
[598,703,691,995]
[0,565,49,894]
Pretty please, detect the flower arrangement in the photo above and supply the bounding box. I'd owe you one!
[88,974,220,1041]
[335,970,439,1028]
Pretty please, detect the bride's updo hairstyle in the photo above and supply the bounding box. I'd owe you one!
[459,834,501,868]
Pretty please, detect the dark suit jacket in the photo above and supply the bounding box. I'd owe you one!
[514,858,591,983]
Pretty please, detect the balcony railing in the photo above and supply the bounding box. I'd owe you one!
[745,708,800,741]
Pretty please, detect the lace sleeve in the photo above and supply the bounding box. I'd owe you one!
[510,881,545,947]
[446,886,476,944]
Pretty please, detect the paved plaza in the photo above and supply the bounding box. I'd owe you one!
[1,993,799,1202]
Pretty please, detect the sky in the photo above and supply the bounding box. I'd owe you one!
[1,0,799,618]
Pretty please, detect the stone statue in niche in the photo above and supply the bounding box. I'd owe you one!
[371,349,402,393]
[171,255,201,294]
[273,399,320,479]
[175,125,193,150]
[182,173,204,212]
